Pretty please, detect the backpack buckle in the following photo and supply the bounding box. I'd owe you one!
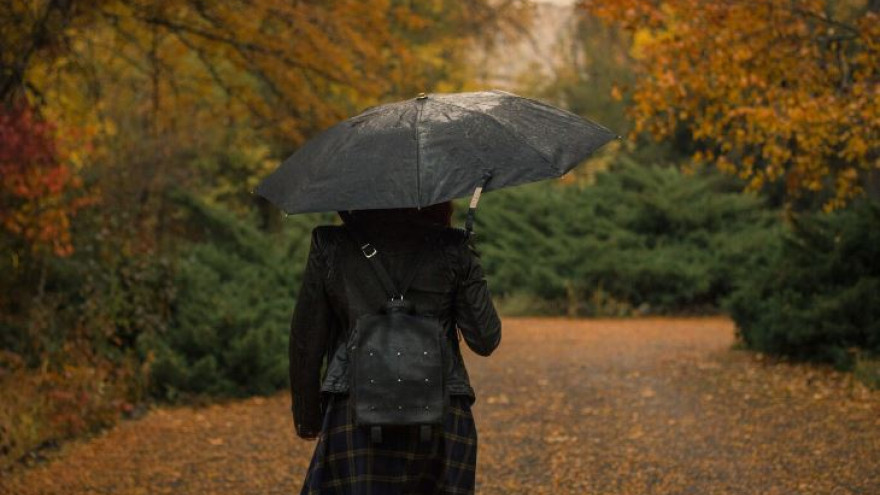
[360,243,377,258]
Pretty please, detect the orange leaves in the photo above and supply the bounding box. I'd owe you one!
[0,357,138,471]
[3,317,880,492]
[3,0,527,258]
[0,101,94,257]
[584,0,879,210]
[35,0,522,148]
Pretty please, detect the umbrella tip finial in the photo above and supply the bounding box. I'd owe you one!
[416,92,428,100]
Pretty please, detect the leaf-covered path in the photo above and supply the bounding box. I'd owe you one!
[3,317,878,494]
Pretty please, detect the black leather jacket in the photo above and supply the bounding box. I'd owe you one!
[288,223,502,438]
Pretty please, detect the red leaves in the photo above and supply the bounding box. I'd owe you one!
[0,100,92,257]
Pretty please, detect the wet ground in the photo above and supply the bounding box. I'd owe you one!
[2,317,878,494]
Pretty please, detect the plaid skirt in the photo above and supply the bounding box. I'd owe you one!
[300,393,478,495]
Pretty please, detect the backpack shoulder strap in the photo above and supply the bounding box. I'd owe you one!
[340,212,400,300]
[340,212,431,301]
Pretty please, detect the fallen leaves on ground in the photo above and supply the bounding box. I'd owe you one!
[2,317,877,494]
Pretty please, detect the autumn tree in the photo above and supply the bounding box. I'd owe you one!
[1,0,529,252]
[9,0,529,145]
[581,0,879,211]
[0,101,93,258]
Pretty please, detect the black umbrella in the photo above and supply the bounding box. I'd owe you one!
[255,90,617,229]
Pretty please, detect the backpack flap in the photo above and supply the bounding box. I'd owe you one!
[352,311,445,426]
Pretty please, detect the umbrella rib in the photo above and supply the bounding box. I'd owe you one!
[433,99,556,172]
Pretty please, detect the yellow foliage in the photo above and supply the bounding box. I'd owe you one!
[1,0,528,256]
[13,0,527,148]
[582,0,879,210]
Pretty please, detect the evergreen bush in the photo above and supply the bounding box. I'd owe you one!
[472,157,778,315]
[724,200,880,368]
[138,190,327,398]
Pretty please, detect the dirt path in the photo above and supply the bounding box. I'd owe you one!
[3,317,878,494]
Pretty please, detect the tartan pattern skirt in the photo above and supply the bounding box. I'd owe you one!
[299,393,478,495]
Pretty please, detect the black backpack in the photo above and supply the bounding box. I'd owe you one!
[342,218,448,444]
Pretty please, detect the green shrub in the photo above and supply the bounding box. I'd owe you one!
[139,190,329,399]
[724,200,880,368]
[470,157,778,315]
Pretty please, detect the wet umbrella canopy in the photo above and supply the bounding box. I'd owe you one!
[255,90,617,215]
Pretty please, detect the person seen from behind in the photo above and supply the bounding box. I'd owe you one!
[289,201,502,494]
